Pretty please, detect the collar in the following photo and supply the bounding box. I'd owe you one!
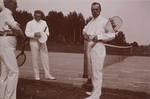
[33,19,41,23]
[91,15,101,21]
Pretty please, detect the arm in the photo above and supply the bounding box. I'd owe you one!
[97,34,115,42]
[82,25,90,41]
[93,21,116,42]
[82,31,89,41]
[13,24,25,39]
[25,22,35,38]
[6,14,25,39]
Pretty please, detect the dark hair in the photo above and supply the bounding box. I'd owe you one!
[34,10,46,20]
[4,0,17,8]
[34,10,42,16]
[92,2,101,11]
[4,0,11,7]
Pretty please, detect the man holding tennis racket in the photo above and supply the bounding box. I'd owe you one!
[83,2,116,99]
[25,10,55,81]
[0,0,25,99]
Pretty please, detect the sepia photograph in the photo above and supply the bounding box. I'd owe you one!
[0,0,150,99]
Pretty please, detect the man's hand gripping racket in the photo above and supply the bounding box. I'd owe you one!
[91,16,123,48]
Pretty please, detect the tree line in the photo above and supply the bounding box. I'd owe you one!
[13,10,138,46]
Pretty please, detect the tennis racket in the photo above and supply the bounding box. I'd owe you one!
[91,16,123,48]
[38,26,48,43]
[16,43,26,67]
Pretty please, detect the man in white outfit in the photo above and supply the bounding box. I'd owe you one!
[0,0,25,99]
[83,2,116,99]
[25,10,55,81]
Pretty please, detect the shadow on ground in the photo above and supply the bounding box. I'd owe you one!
[17,78,150,99]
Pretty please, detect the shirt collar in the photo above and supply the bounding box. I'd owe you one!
[91,15,101,21]
[33,19,41,23]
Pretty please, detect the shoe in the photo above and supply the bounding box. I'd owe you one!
[83,97,94,99]
[86,91,92,95]
[35,78,40,81]
[45,76,56,80]
[87,78,92,84]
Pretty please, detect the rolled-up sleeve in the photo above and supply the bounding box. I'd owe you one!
[97,33,115,42]
[6,14,17,29]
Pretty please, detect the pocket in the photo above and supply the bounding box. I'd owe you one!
[4,37,17,50]
[93,43,106,57]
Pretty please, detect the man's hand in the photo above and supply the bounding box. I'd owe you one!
[34,32,41,38]
[83,33,89,41]
[92,35,98,42]
[22,37,29,45]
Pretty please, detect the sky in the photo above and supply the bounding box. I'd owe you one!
[16,0,150,45]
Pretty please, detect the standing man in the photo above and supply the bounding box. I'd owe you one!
[25,10,55,81]
[0,0,25,99]
[83,2,116,99]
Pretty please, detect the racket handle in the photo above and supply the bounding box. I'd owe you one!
[44,26,47,32]
[91,40,103,48]
[91,42,97,48]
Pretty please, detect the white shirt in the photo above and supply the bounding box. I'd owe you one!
[25,19,49,38]
[83,15,115,42]
[0,8,17,32]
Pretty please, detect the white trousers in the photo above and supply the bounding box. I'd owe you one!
[0,36,19,99]
[86,41,106,99]
[29,39,52,78]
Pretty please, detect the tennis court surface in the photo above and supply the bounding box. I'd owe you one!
[17,51,150,94]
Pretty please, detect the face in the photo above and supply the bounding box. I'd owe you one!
[91,4,101,18]
[34,13,42,22]
[6,1,18,12]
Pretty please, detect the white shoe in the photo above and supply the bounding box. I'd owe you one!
[86,92,92,95]
[83,97,94,99]
[45,76,56,80]
[35,78,40,81]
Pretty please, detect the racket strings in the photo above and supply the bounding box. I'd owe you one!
[110,17,123,31]
[17,54,26,66]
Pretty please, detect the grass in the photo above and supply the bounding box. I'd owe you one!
[17,42,150,56]
[17,78,150,99]
[15,42,150,99]
[17,42,84,53]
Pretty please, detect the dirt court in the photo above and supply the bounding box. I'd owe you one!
[0,51,150,99]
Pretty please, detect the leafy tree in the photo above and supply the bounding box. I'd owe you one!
[85,16,92,25]
[131,41,138,47]
[107,31,130,46]
[46,11,64,42]
[13,10,33,43]
[77,13,85,44]
[66,12,85,44]
[13,9,138,46]
[13,10,33,31]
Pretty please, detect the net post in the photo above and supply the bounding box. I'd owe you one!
[83,40,88,78]
[130,45,133,56]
